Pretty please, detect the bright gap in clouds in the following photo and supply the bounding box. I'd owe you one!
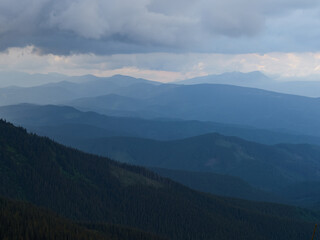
[1,46,320,84]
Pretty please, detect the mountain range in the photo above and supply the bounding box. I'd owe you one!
[177,71,320,98]
[2,70,320,97]
[2,71,320,238]
[63,81,320,137]
[0,119,319,240]
[3,104,320,207]
[3,103,320,145]
[2,73,320,137]
[58,133,320,192]
[0,74,158,106]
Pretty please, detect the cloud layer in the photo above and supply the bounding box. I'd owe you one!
[2,46,320,84]
[0,0,319,54]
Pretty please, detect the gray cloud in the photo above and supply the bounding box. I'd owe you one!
[0,0,319,54]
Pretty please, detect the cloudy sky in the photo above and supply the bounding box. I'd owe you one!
[1,0,320,82]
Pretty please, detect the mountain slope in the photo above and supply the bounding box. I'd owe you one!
[151,168,281,202]
[3,75,320,136]
[2,104,320,145]
[65,83,320,137]
[0,119,319,239]
[0,74,158,106]
[0,197,164,240]
[0,197,111,240]
[69,134,320,192]
[0,71,69,88]
[177,71,271,86]
[177,71,320,98]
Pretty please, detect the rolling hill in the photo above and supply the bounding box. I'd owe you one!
[151,168,281,203]
[0,119,319,239]
[65,134,320,193]
[3,104,320,206]
[177,71,271,87]
[2,73,320,137]
[2,104,320,145]
[177,71,320,98]
[0,74,158,106]
[65,83,320,137]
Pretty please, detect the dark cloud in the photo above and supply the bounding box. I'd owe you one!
[0,0,319,55]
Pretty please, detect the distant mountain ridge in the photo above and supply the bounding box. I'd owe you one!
[0,71,69,88]
[1,70,320,99]
[0,71,158,88]
[2,73,320,137]
[177,71,320,97]
[177,71,271,86]
[2,104,320,145]
[65,84,320,137]
[0,74,158,106]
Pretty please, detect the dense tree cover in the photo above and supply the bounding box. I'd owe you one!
[0,199,108,240]
[81,223,166,240]
[71,134,320,192]
[0,198,143,240]
[0,119,319,239]
[151,168,282,203]
[0,197,165,240]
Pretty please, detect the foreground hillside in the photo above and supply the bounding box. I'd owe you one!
[0,197,164,240]
[0,197,111,240]
[0,119,318,239]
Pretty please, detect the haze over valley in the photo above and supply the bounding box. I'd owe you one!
[2,0,320,239]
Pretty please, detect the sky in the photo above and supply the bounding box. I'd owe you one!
[1,0,320,83]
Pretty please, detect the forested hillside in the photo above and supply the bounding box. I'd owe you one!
[66,134,320,192]
[0,119,319,240]
[0,197,165,240]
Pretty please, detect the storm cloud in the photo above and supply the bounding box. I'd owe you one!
[0,0,319,54]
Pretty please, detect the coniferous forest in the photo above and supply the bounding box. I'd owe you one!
[0,197,165,240]
[0,119,319,239]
